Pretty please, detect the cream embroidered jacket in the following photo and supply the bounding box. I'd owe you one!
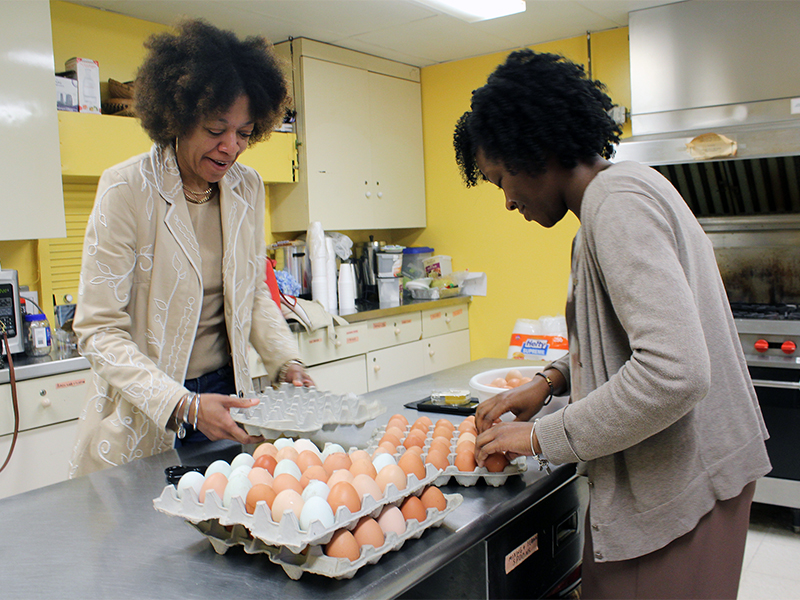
[69,144,301,478]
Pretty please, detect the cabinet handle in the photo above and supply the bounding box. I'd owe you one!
[428,349,435,357]
[365,191,372,198]
[374,364,381,373]
[445,316,452,324]
[377,192,383,198]
[394,328,401,335]
[334,340,343,348]
[41,397,51,408]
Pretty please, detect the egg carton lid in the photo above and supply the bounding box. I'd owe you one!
[189,493,463,580]
[368,425,527,487]
[153,463,443,554]
[230,384,386,438]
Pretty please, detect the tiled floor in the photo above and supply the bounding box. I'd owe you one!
[739,503,800,599]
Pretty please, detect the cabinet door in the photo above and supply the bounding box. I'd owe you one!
[423,329,471,375]
[368,72,426,229]
[306,355,368,396]
[0,0,65,240]
[367,341,424,392]
[302,57,374,229]
[421,304,470,338]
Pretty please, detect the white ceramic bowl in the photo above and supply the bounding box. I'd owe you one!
[468,365,544,402]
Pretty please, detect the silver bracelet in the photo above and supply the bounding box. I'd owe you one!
[530,419,552,475]
[175,394,190,439]
[191,393,200,430]
[277,359,305,382]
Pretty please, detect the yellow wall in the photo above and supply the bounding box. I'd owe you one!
[407,31,631,360]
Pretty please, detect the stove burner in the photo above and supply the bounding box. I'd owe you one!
[730,303,800,320]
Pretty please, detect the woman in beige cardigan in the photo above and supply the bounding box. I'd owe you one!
[70,20,312,478]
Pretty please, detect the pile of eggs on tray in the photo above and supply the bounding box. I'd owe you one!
[175,435,447,561]
[488,368,533,389]
[379,413,510,476]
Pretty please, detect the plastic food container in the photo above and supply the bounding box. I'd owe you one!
[430,389,471,406]
[422,255,452,278]
[378,276,402,306]
[24,314,51,357]
[401,247,434,281]
[376,247,404,277]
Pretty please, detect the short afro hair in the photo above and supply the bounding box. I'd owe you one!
[135,19,289,147]
[454,50,621,187]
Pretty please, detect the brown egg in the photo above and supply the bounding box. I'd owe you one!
[403,429,427,449]
[385,426,406,442]
[506,377,522,388]
[327,469,355,489]
[400,495,427,523]
[323,452,353,476]
[424,449,450,471]
[296,449,323,473]
[484,452,509,473]
[456,432,477,448]
[458,421,478,435]
[377,505,406,536]
[420,486,447,512]
[352,473,383,502]
[247,466,273,487]
[411,416,432,433]
[352,516,385,549]
[375,464,407,493]
[379,440,398,455]
[433,424,454,440]
[455,441,475,458]
[272,472,304,495]
[435,418,455,432]
[349,459,378,479]
[300,465,329,488]
[275,446,299,464]
[429,437,451,456]
[454,450,477,472]
[325,529,360,562]
[253,454,278,475]
[348,449,371,463]
[371,447,391,460]
[405,445,424,457]
[245,483,276,514]
[379,432,401,448]
[519,377,533,385]
[328,481,362,515]
[199,472,227,503]
[397,450,426,481]
[271,489,304,523]
[387,413,408,428]
[253,442,278,459]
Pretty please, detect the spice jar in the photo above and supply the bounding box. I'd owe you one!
[25,313,52,357]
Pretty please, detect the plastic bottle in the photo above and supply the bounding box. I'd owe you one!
[25,313,52,357]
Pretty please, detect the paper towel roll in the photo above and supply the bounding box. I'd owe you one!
[338,263,356,315]
[326,237,338,315]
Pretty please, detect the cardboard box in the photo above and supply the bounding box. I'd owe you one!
[65,57,101,115]
[55,76,79,112]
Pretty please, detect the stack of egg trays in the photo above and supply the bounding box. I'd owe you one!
[188,493,463,580]
[153,463,442,554]
[230,383,386,438]
[367,424,527,488]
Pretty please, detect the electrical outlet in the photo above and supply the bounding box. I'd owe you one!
[20,290,40,314]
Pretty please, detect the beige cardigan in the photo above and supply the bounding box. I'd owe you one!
[69,144,301,477]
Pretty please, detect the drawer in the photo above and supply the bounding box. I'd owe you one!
[364,312,422,351]
[0,369,90,436]
[367,341,425,392]
[298,321,370,366]
[306,355,368,396]
[421,304,469,338]
[423,329,471,375]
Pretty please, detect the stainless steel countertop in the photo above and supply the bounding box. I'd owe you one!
[0,358,574,600]
[0,354,90,384]
[341,294,470,324]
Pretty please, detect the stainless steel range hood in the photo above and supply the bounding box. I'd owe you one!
[613,1,800,218]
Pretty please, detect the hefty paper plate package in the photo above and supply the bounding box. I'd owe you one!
[507,316,568,361]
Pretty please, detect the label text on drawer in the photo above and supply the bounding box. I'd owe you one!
[401,318,412,325]
[429,312,442,320]
[56,379,86,389]
[505,533,538,574]
[453,308,463,317]
[373,321,387,329]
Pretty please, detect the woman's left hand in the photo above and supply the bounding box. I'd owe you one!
[475,421,534,467]
[283,363,314,387]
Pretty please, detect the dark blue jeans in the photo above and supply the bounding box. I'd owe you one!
[174,362,236,447]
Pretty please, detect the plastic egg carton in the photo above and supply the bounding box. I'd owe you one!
[153,463,443,554]
[230,384,386,438]
[368,424,527,487]
[192,493,463,580]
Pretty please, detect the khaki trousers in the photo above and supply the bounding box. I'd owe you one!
[581,481,756,600]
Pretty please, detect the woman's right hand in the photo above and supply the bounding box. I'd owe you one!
[475,376,548,434]
[196,394,264,445]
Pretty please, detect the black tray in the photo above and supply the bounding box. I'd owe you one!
[404,396,479,415]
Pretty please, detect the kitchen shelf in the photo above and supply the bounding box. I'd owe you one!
[57,111,297,183]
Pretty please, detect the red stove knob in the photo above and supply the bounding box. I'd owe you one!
[782,340,797,355]
[754,339,770,353]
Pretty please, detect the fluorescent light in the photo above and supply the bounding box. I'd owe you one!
[416,0,526,23]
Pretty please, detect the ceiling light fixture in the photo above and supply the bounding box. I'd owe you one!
[416,0,526,23]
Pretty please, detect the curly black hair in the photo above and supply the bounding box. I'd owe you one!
[454,50,621,187]
[135,19,289,147]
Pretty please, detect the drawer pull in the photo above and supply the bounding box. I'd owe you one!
[428,349,435,357]
[373,365,381,373]
[445,317,451,324]
[394,328,401,335]
[41,397,51,408]
[334,340,343,348]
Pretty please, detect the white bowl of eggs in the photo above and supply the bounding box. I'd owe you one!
[468,365,545,403]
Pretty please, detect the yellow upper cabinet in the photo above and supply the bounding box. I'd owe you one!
[57,112,297,183]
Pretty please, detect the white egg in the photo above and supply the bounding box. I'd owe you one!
[299,495,335,530]
[176,471,204,500]
[372,452,397,474]
[274,438,295,451]
[222,474,252,508]
[301,480,330,502]
[294,438,320,456]
[273,458,302,481]
[229,465,252,480]
[230,452,255,471]
[321,443,345,462]
[204,459,232,478]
